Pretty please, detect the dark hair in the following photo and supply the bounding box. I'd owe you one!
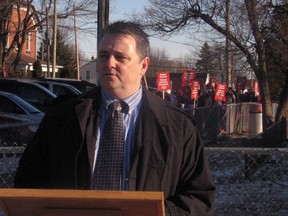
[101,21,150,60]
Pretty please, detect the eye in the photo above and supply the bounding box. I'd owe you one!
[115,55,127,62]
[99,53,109,61]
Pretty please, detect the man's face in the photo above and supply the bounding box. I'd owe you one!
[97,34,150,99]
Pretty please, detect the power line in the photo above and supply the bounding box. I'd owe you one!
[151,36,192,47]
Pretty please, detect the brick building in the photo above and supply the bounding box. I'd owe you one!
[3,1,38,74]
[3,1,61,77]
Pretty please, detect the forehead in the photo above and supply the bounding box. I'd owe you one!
[99,34,137,52]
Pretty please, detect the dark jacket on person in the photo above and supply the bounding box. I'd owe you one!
[14,86,216,215]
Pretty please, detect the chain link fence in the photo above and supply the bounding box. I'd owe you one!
[185,102,281,141]
[0,122,34,188]
[1,117,288,215]
[206,147,288,216]
[0,121,38,147]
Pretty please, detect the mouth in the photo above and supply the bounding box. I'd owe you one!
[104,73,116,78]
[103,72,118,80]
[104,70,117,75]
[106,72,115,75]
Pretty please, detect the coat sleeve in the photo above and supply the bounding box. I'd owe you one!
[164,118,216,216]
[14,104,88,189]
[14,113,52,188]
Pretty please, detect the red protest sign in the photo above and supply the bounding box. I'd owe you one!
[214,84,227,102]
[254,80,259,94]
[181,70,196,87]
[157,72,171,91]
[191,80,200,99]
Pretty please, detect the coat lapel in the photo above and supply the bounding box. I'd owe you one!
[129,90,170,190]
[75,88,101,174]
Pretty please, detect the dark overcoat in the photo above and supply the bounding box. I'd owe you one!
[14,86,215,215]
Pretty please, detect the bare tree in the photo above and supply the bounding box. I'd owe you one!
[0,0,97,74]
[197,41,253,84]
[262,2,288,121]
[148,47,171,77]
[136,0,288,128]
[149,48,190,75]
[0,0,42,72]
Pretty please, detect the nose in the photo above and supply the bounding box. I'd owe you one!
[105,55,117,69]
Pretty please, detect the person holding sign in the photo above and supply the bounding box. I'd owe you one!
[14,21,215,216]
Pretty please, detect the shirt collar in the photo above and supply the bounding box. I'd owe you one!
[101,88,143,115]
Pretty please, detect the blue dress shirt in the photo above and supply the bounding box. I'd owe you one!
[93,88,143,190]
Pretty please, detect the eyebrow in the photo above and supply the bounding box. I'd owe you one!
[99,50,126,56]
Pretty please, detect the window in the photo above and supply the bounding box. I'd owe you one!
[53,85,72,96]
[17,83,50,111]
[6,33,10,48]
[0,96,25,114]
[26,32,31,52]
[86,70,91,80]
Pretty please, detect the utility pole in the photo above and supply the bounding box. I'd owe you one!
[74,4,80,80]
[41,0,44,62]
[97,0,109,51]
[52,0,57,78]
[46,7,50,78]
[226,0,232,88]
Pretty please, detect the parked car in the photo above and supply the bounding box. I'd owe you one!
[40,80,81,96]
[0,113,38,147]
[0,91,44,122]
[0,78,57,112]
[43,78,96,93]
[32,80,82,96]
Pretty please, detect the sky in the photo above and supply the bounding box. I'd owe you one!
[78,0,199,61]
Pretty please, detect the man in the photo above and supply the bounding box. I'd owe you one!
[14,21,215,215]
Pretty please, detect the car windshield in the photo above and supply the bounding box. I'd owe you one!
[10,94,41,114]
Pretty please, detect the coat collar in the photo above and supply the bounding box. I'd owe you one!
[142,88,169,126]
[74,85,170,136]
[74,87,101,136]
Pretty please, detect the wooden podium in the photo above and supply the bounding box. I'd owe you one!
[0,189,165,216]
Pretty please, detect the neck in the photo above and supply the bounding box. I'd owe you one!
[103,86,142,100]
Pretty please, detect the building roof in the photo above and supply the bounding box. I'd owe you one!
[80,58,97,68]
[6,52,36,65]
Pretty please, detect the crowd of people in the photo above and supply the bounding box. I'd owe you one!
[153,86,261,109]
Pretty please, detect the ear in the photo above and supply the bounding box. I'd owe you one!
[140,57,150,76]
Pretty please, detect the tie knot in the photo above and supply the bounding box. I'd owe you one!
[109,101,122,113]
